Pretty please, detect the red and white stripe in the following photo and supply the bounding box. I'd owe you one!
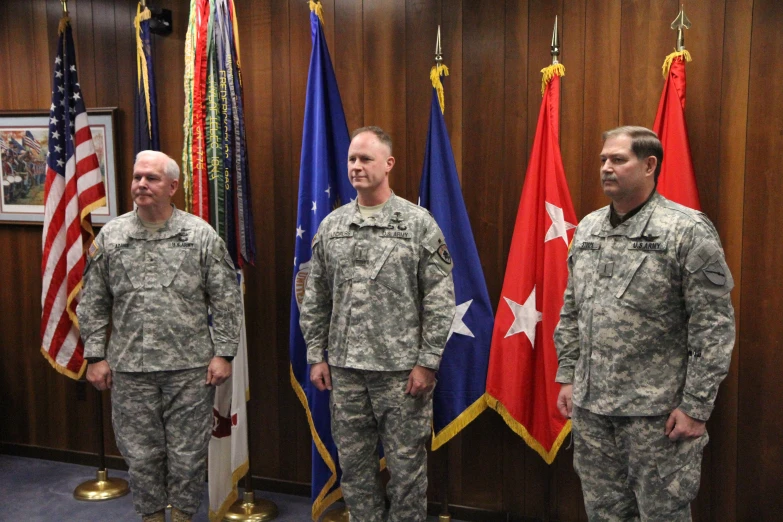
[41,112,105,378]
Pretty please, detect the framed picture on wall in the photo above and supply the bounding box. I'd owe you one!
[0,107,119,225]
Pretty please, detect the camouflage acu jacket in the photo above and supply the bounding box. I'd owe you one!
[554,192,735,421]
[300,194,455,371]
[76,207,241,372]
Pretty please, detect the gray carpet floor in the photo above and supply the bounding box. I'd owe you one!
[0,455,460,521]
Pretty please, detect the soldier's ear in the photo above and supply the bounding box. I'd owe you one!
[386,155,395,173]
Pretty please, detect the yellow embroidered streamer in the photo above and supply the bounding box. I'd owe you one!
[540,63,565,96]
[429,64,450,114]
[309,0,325,26]
[134,5,153,140]
[661,49,692,77]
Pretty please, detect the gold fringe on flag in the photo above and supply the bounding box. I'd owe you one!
[134,5,153,139]
[309,0,324,26]
[431,392,488,451]
[429,63,450,114]
[484,393,572,464]
[540,63,565,96]
[661,49,692,77]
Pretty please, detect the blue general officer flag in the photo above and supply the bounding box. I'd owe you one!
[419,70,492,449]
[289,5,355,520]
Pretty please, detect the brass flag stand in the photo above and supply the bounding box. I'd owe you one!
[73,389,129,501]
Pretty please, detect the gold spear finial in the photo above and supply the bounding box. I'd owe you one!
[435,25,443,66]
[61,0,68,14]
[671,4,692,52]
[551,15,560,65]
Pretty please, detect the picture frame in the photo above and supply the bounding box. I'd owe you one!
[0,107,119,225]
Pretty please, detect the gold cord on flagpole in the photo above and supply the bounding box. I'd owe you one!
[430,26,449,114]
[309,0,325,27]
[58,0,70,35]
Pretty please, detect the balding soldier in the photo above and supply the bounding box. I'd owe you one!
[77,151,242,522]
[300,126,455,522]
[555,127,735,520]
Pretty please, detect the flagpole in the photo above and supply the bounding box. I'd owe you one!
[222,408,278,521]
[430,24,453,522]
[73,389,130,501]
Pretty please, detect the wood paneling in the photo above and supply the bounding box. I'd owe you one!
[2,0,782,519]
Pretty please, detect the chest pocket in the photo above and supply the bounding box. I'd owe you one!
[371,242,401,293]
[615,251,679,316]
[160,246,202,297]
[327,237,354,286]
[112,249,144,294]
[570,245,602,305]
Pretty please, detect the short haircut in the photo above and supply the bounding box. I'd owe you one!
[602,126,664,182]
[350,126,393,155]
[135,150,180,181]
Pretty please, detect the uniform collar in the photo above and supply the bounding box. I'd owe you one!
[594,192,662,238]
[128,205,184,240]
[349,193,400,228]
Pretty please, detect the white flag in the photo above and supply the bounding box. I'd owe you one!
[208,270,250,522]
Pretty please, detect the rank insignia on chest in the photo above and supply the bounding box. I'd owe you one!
[630,241,666,251]
[578,241,601,250]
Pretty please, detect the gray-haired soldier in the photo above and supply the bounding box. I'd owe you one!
[300,127,455,522]
[76,151,242,522]
[554,127,735,520]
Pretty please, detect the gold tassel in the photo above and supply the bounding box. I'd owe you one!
[58,15,70,36]
[661,49,692,77]
[540,63,565,96]
[429,63,450,114]
[309,0,325,27]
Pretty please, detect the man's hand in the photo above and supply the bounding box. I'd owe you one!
[86,360,113,391]
[665,408,706,441]
[310,362,332,391]
[405,365,436,397]
[557,383,573,418]
[206,357,232,386]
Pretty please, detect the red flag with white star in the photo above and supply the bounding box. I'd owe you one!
[485,65,576,464]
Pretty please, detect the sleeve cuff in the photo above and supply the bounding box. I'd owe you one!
[214,343,238,358]
[555,366,575,384]
[416,352,441,371]
[678,396,713,422]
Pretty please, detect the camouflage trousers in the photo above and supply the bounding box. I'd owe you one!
[111,368,214,517]
[330,366,433,522]
[572,407,708,521]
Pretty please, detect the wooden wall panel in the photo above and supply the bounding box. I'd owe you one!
[2,0,783,519]
[738,0,783,518]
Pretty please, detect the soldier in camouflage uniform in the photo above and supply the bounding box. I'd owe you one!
[77,151,241,522]
[554,127,735,521]
[300,127,455,522]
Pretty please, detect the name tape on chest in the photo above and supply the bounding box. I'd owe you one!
[578,241,601,250]
[381,230,413,239]
[329,231,354,239]
[630,241,667,251]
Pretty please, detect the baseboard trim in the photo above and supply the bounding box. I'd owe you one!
[0,442,536,521]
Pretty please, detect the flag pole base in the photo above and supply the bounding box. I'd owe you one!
[439,515,452,522]
[73,469,130,501]
[321,507,349,521]
[223,491,278,521]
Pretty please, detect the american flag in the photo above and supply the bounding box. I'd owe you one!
[41,17,106,379]
[24,131,42,155]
